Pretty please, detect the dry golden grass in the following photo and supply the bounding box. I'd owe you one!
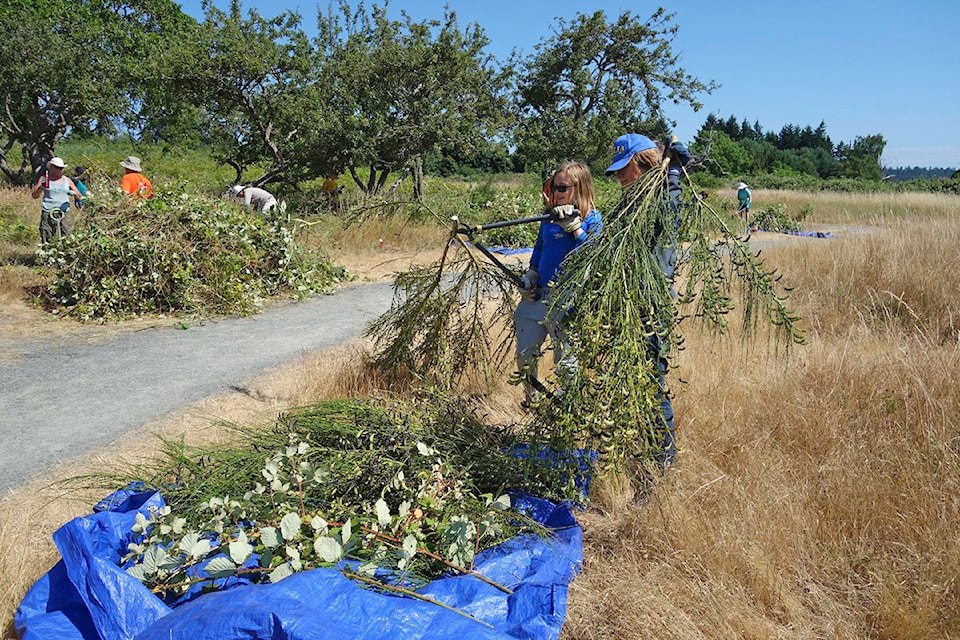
[746,188,959,224]
[2,189,960,639]
[779,217,960,342]
[298,214,453,282]
[559,208,960,639]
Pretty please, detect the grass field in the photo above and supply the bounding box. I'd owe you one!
[1,181,958,638]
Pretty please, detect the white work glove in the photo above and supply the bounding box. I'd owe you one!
[551,204,582,234]
[519,268,539,301]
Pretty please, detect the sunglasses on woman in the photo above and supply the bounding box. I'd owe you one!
[551,183,573,193]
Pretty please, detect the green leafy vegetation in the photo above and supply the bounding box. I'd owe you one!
[37,190,347,319]
[106,396,585,600]
[749,203,802,233]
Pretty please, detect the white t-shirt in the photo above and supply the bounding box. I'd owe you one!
[241,187,277,210]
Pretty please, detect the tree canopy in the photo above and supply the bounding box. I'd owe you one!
[0,0,193,184]
[317,2,512,196]
[161,1,319,187]
[513,8,716,175]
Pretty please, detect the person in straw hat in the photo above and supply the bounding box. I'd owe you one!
[119,155,153,199]
[31,156,83,244]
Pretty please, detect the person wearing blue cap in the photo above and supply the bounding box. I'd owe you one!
[603,133,690,468]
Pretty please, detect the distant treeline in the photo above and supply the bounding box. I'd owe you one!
[883,167,957,181]
[683,113,959,193]
[690,113,886,182]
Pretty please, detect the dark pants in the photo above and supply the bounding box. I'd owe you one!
[649,332,676,469]
[39,206,74,244]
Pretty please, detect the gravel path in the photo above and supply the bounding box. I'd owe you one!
[0,226,853,493]
[0,283,396,492]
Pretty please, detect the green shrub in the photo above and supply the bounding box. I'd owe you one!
[750,203,802,232]
[38,189,348,319]
[0,218,33,244]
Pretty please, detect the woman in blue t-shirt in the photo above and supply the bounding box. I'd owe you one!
[514,161,602,408]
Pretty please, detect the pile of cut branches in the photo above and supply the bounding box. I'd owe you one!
[82,396,583,602]
[37,189,347,319]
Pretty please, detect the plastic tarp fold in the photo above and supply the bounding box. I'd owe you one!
[15,490,582,640]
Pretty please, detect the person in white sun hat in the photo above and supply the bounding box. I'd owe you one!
[31,156,83,244]
[736,181,751,225]
[230,184,278,213]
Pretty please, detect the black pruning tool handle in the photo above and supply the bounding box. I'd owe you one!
[452,213,553,289]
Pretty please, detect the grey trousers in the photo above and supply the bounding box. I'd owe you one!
[39,208,75,245]
[513,287,576,402]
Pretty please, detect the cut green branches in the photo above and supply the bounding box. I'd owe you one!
[537,161,804,469]
[37,189,346,319]
[364,163,803,473]
[366,218,519,389]
[103,397,560,602]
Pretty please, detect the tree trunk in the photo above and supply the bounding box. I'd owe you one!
[384,164,411,198]
[367,163,377,195]
[412,155,424,202]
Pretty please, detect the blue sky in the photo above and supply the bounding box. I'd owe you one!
[178,0,959,169]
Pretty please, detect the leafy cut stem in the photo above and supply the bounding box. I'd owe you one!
[359,525,514,594]
[347,572,495,628]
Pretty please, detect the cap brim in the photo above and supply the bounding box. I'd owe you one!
[604,156,631,176]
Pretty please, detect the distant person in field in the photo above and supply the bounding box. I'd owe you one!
[73,166,89,209]
[736,181,751,224]
[515,160,602,409]
[32,156,82,244]
[322,172,342,205]
[231,184,278,213]
[120,156,153,199]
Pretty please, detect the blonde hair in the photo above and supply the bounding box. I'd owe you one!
[631,146,663,174]
[552,160,596,214]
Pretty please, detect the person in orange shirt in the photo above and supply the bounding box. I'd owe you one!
[119,156,153,198]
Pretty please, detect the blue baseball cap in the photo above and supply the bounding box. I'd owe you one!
[604,134,656,175]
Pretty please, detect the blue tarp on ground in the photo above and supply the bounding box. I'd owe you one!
[486,246,533,256]
[755,228,834,238]
[15,490,582,640]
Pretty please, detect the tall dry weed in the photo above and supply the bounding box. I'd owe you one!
[749,189,958,224]
[561,209,960,639]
